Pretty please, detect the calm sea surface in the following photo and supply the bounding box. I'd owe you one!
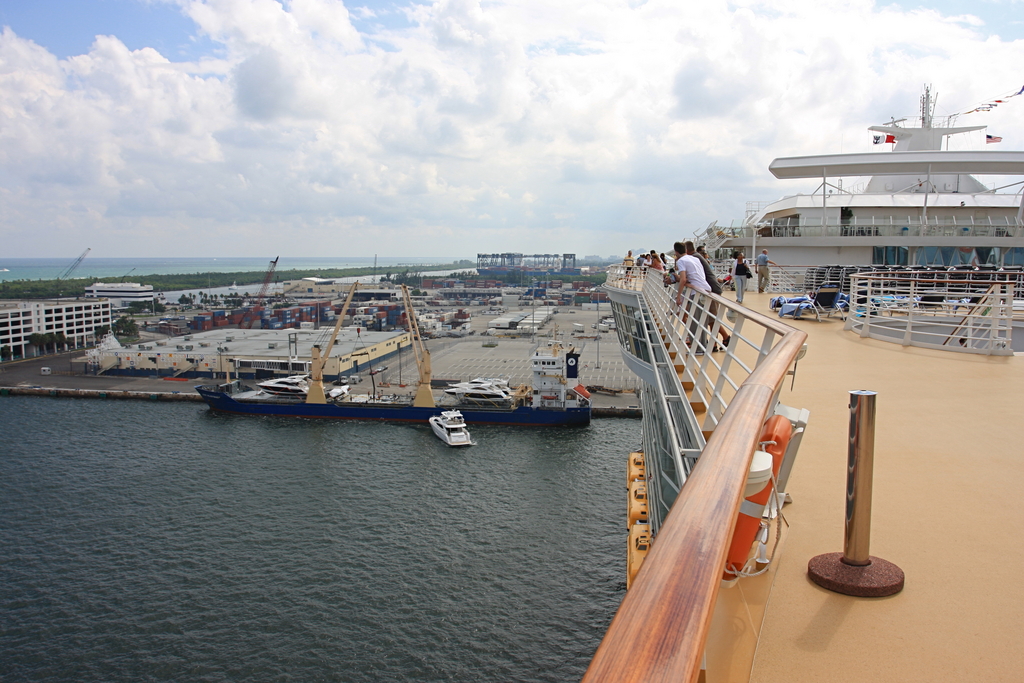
[0,397,633,682]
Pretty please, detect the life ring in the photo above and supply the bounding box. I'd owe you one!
[723,414,792,580]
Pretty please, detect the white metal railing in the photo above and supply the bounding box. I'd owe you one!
[589,266,809,682]
[714,215,1022,239]
[605,264,809,487]
[844,272,1014,355]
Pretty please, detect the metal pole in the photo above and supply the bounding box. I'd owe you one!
[844,390,877,566]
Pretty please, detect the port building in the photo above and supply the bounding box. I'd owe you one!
[0,298,113,360]
[84,282,155,308]
[86,326,410,381]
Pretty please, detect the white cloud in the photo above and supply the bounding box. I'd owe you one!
[1,0,1023,257]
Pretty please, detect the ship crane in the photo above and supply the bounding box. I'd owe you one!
[305,283,434,407]
[400,284,434,408]
[306,281,360,404]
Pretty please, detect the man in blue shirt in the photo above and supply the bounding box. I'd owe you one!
[756,249,777,293]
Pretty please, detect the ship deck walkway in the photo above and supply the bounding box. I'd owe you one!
[735,291,1024,682]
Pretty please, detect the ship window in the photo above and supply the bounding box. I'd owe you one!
[872,246,908,266]
[1003,248,1024,266]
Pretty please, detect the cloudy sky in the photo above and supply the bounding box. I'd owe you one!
[1,0,1022,259]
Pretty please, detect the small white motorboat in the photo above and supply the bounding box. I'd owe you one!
[429,410,475,447]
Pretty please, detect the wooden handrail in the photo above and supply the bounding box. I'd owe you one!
[582,326,806,683]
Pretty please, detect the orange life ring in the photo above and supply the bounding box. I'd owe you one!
[723,414,792,580]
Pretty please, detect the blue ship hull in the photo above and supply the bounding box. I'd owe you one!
[195,386,591,427]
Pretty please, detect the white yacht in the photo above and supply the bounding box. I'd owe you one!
[257,374,309,397]
[443,377,515,405]
[429,410,475,447]
[705,86,1024,269]
[257,375,350,400]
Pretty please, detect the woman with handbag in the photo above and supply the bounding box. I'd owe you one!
[733,254,751,304]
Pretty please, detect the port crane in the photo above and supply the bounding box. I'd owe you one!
[254,256,279,304]
[240,256,279,329]
[57,248,91,281]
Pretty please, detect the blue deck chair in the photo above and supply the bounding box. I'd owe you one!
[808,283,846,321]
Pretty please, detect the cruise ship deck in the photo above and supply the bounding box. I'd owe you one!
[589,267,1023,682]
[745,290,1023,681]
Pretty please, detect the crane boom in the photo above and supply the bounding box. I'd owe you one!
[306,283,361,404]
[254,256,279,305]
[58,248,91,281]
[240,257,279,329]
[400,284,434,408]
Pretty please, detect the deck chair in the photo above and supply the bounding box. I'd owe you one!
[808,283,846,321]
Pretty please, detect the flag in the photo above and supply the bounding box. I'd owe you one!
[885,134,896,144]
[986,135,1002,144]
[873,135,884,144]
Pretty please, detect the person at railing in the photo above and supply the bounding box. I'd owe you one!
[648,250,665,272]
[623,250,634,267]
[756,249,777,293]
[733,253,751,304]
[674,241,712,353]
[695,246,731,349]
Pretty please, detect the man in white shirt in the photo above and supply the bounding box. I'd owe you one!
[674,241,710,305]
[673,241,713,353]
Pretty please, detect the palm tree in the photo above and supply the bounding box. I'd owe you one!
[28,332,47,356]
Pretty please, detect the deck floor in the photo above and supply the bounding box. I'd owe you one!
[729,292,1024,682]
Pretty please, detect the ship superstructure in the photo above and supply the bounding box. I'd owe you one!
[705,86,1024,268]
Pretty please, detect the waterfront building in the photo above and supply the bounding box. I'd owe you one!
[0,299,113,359]
[84,282,155,309]
[86,326,410,380]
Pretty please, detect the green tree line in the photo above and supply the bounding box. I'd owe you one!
[0,261,475,300]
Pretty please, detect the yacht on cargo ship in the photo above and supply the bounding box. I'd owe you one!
[702,85,1024,269]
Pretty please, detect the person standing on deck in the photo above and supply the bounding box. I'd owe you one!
[695,246,731,349]
[733,253,751,304]
[673,241,712,353]
[756,249,777,293]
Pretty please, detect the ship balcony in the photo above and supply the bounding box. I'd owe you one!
[709,214,1022,241]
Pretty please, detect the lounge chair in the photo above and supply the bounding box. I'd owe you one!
[779,284,846,322]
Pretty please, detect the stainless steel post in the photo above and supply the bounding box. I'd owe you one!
[844,390,876,566]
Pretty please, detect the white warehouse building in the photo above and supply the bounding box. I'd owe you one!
[84,282,155,308]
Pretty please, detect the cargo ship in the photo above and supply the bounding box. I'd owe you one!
[195,284,591,426]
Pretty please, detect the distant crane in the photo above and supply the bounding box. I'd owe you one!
[57,248,91,281]
[254,256,279,305]
[240,257,279,329]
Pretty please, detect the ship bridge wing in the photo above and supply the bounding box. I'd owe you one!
[769,150,1024,179]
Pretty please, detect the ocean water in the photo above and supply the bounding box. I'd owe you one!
[0,257,473,282]
[0,397,632,681]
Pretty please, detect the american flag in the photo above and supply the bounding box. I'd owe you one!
[986,135,1003,144]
